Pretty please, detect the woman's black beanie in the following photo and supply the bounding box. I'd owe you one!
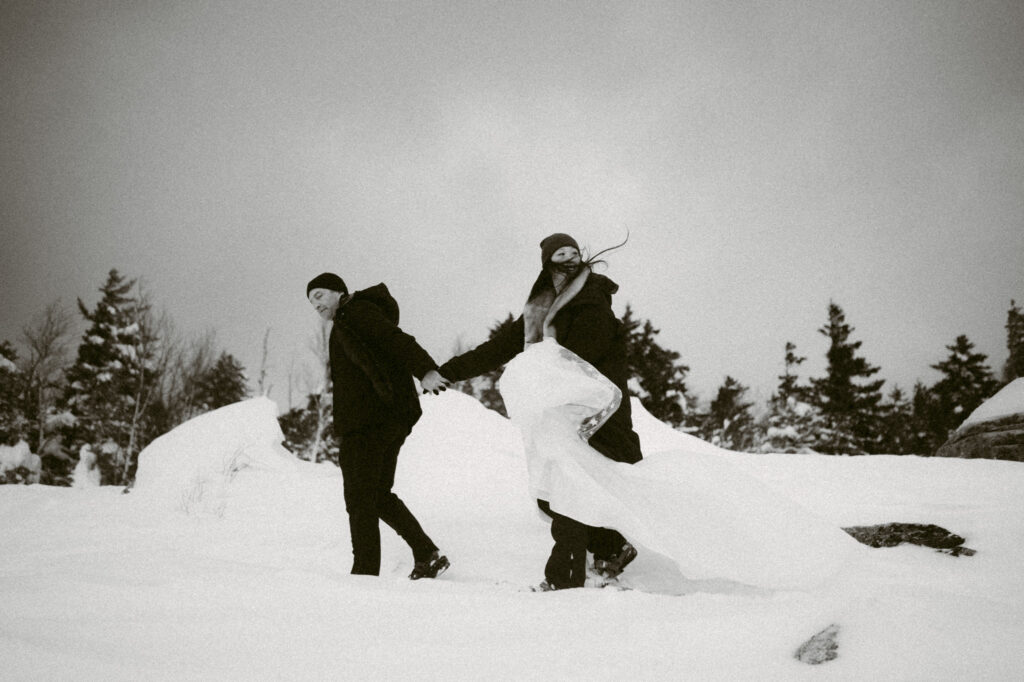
[539,233,579,264]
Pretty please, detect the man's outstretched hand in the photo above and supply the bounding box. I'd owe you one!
[420,370,451,395]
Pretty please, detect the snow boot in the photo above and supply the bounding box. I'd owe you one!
[409,551,450,580]
[594,542,637,579]
[531,580,568,592]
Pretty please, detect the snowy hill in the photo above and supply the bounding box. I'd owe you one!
[2,393,1023,680]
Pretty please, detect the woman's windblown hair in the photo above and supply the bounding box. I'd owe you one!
[578,230,630,272]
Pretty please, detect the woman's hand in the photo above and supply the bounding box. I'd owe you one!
[420,370,451,395]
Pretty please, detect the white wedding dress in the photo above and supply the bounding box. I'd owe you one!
[499,338,861,591]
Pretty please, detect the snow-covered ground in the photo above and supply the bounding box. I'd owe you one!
[2,392,1023,680]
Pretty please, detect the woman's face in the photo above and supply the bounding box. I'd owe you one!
[549,246,581,267]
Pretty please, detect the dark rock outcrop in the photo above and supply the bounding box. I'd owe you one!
[795,624,840,665]
[934,413,1024,462]
[842,523,975,556]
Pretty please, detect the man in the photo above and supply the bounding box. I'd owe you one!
[306,272,450,579]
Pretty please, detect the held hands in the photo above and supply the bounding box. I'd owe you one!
[420,370,451,395]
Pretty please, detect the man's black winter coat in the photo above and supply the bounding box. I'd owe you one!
[328,284,437,436]
[438,273,642,464]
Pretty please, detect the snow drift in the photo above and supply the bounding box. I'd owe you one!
[960,377,1024,428]
[131,397,301,513]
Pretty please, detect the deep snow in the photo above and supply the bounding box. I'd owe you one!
[2,392,1023,680]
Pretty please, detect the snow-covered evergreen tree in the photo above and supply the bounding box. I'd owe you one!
[1004,299,1024,384]
[809,302,885,454]
[702,376,756,451]
[62,270,162,485]
[621,305,692,428]
[929,335,999,437]
[758,342,819,453]
[0,341,28,447]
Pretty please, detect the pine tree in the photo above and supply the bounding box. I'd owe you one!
[907,381,945,455]
[809,302,885,454]
[929,335,999,437]
[278,393,337,464]
[877,386,915,454]
[778,342,806,401]
[702,376,756,451]
[621,305,691,427]
[278,402,316,459]
[478,314,515,417]
[1004,300,1024,384]
[277,323,334,463]
[449,314,515,417]
[62,270,161,485]
[0,341,28,446]
[194,352,249,411]
[759,342,819,453]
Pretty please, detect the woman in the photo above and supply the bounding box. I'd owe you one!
[439,233,641,589]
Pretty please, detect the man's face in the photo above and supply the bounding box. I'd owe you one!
[308,287,343,321]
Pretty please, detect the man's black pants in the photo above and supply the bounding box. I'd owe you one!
[338,420,437,575]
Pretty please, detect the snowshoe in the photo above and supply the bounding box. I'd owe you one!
[409,551,450,580]
[593,543,637,579]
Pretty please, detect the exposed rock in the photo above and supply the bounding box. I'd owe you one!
[795,624,840,665]
[934,413,1024,462]
[842,523,975,556]
[936,379,1024,461]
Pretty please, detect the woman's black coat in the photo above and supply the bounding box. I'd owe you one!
[439,273,643,464]
[329,284,437,436]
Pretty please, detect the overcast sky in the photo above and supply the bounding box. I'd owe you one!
[2,0,1022,410]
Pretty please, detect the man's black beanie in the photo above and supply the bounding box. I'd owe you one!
[306,272,348,298]
[539,233,580,264]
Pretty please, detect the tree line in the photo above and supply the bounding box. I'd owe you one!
[3,268,1021,486]
[1,270,249,485]
[635,300,1022,456]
